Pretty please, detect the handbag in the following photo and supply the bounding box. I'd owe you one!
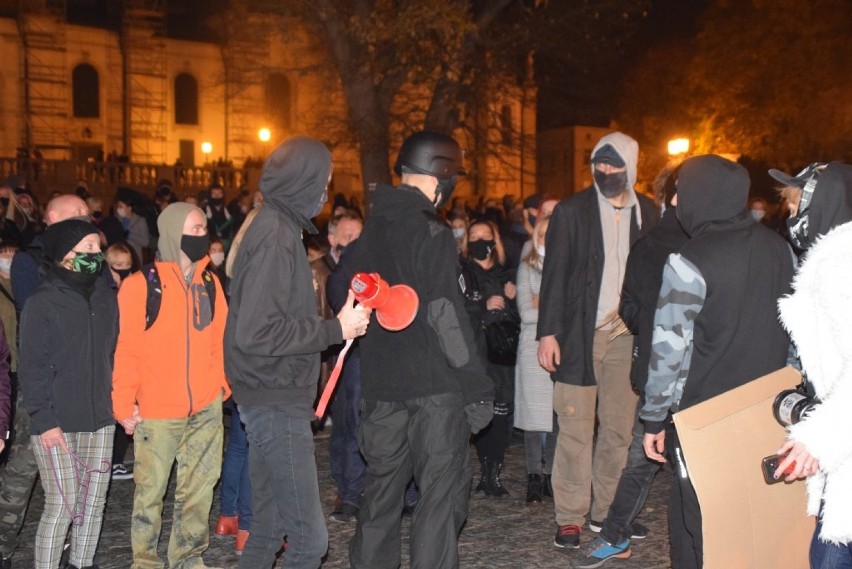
[484,316,520,366]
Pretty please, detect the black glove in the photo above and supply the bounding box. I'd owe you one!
[464,401,494,434]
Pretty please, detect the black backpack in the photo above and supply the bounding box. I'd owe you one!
[142,263,216,330]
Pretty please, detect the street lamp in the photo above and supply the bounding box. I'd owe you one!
[201,141,213,164]
[667,138,690,157]
[258,128,271,159]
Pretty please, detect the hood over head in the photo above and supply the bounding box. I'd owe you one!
[773,162,852,245]
[590,132,639,193]
[676,154,751,237]
[157,202,204,263]
[260,136,333,234]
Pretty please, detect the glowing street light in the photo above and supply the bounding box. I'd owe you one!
[201,141,213,160]
[258,128,271,142]
[667,138,690,156]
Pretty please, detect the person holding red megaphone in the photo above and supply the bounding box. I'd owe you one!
[350,272,418,331]
[348,131,495,569]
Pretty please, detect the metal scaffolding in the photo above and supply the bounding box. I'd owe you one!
[121,0,168,164]
[18,0,69,153]
[221,3,270,164]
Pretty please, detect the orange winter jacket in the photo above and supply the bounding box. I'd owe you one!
[112,258,231,421]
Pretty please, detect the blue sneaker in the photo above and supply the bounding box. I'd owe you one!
[572,536,631,568]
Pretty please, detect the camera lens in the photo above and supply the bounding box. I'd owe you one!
[773,388,817,427]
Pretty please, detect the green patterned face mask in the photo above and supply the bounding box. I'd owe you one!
[69,251,105,274]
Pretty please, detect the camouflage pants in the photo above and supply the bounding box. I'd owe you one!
[0,388,39,557]
[130,397,223,569]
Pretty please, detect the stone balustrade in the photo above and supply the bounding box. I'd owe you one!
[0,157,262,202]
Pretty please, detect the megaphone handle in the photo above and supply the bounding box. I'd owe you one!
[314,338,355,419]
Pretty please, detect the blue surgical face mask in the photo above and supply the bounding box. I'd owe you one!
[452,227,465,240]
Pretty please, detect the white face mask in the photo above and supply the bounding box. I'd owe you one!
[116,207,129,219]
[452,227,465,240]
[0,258,11,273]
[210,252,225,267]
[750,209,766,222]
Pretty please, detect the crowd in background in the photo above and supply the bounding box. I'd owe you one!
[0,128,847,569]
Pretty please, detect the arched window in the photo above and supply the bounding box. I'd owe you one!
[265,73,292,131]
[174,73,199,125]
[72,63,99,118]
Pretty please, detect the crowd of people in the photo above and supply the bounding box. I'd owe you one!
[0,129,847,569]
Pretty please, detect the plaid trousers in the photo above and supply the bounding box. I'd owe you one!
[32,425,114,569]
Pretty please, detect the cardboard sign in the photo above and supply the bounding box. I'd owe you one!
[673,366,815,569]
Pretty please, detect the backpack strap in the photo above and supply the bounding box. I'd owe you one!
[201,269,216,321]
[143,263,217,330]
[143,263,161,331]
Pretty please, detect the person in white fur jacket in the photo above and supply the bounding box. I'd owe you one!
[772,161,852,568]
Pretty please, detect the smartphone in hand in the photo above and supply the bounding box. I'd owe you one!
[762,454,795,485]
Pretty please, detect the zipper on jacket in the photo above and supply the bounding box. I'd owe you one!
[184,273,193,417]
[88,294,96,428]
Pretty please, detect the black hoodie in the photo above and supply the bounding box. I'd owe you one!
[619,206,689,393]
[675,155,794,410]
[351,183,493,404]
[798,161,852,247]
[224,137,342,416]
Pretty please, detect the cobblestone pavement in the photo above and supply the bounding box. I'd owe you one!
[15,426,673,568]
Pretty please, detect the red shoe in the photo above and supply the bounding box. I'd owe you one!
[215,515,238,536]
[236,529,249,555]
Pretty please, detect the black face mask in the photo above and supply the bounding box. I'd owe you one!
[0,198,8,208]
[594,170,628,199]
[528,212,537,227]
[70,251,105,274]
[433,176,459,209]
[115,267,132,280]
[181,234,210,263]
[468,239,495,261]
[209,197,224,207]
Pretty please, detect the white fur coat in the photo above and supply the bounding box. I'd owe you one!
[778,221,852,545]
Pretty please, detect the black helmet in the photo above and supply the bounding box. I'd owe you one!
[393,131,466,179]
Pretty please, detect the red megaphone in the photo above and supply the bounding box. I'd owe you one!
[350,272,419,332]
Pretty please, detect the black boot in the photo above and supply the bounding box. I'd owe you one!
[541,473,554,498]
[526,473,543,503]
[474,456,487,494]
[485,459,509,498]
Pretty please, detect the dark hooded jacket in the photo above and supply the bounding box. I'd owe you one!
[675,155,794,410]
[619,206,689,393]
[20,267,118,434]
[224,137,343,417]
[795,161,852,250]
[350,183,493,404]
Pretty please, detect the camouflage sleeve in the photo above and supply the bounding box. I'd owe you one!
[640,253,706,434]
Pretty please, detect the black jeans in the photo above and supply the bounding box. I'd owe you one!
[667,424,703,569]
[600,402,662,544]
[238,406,328,569]
[350,392,471,569]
